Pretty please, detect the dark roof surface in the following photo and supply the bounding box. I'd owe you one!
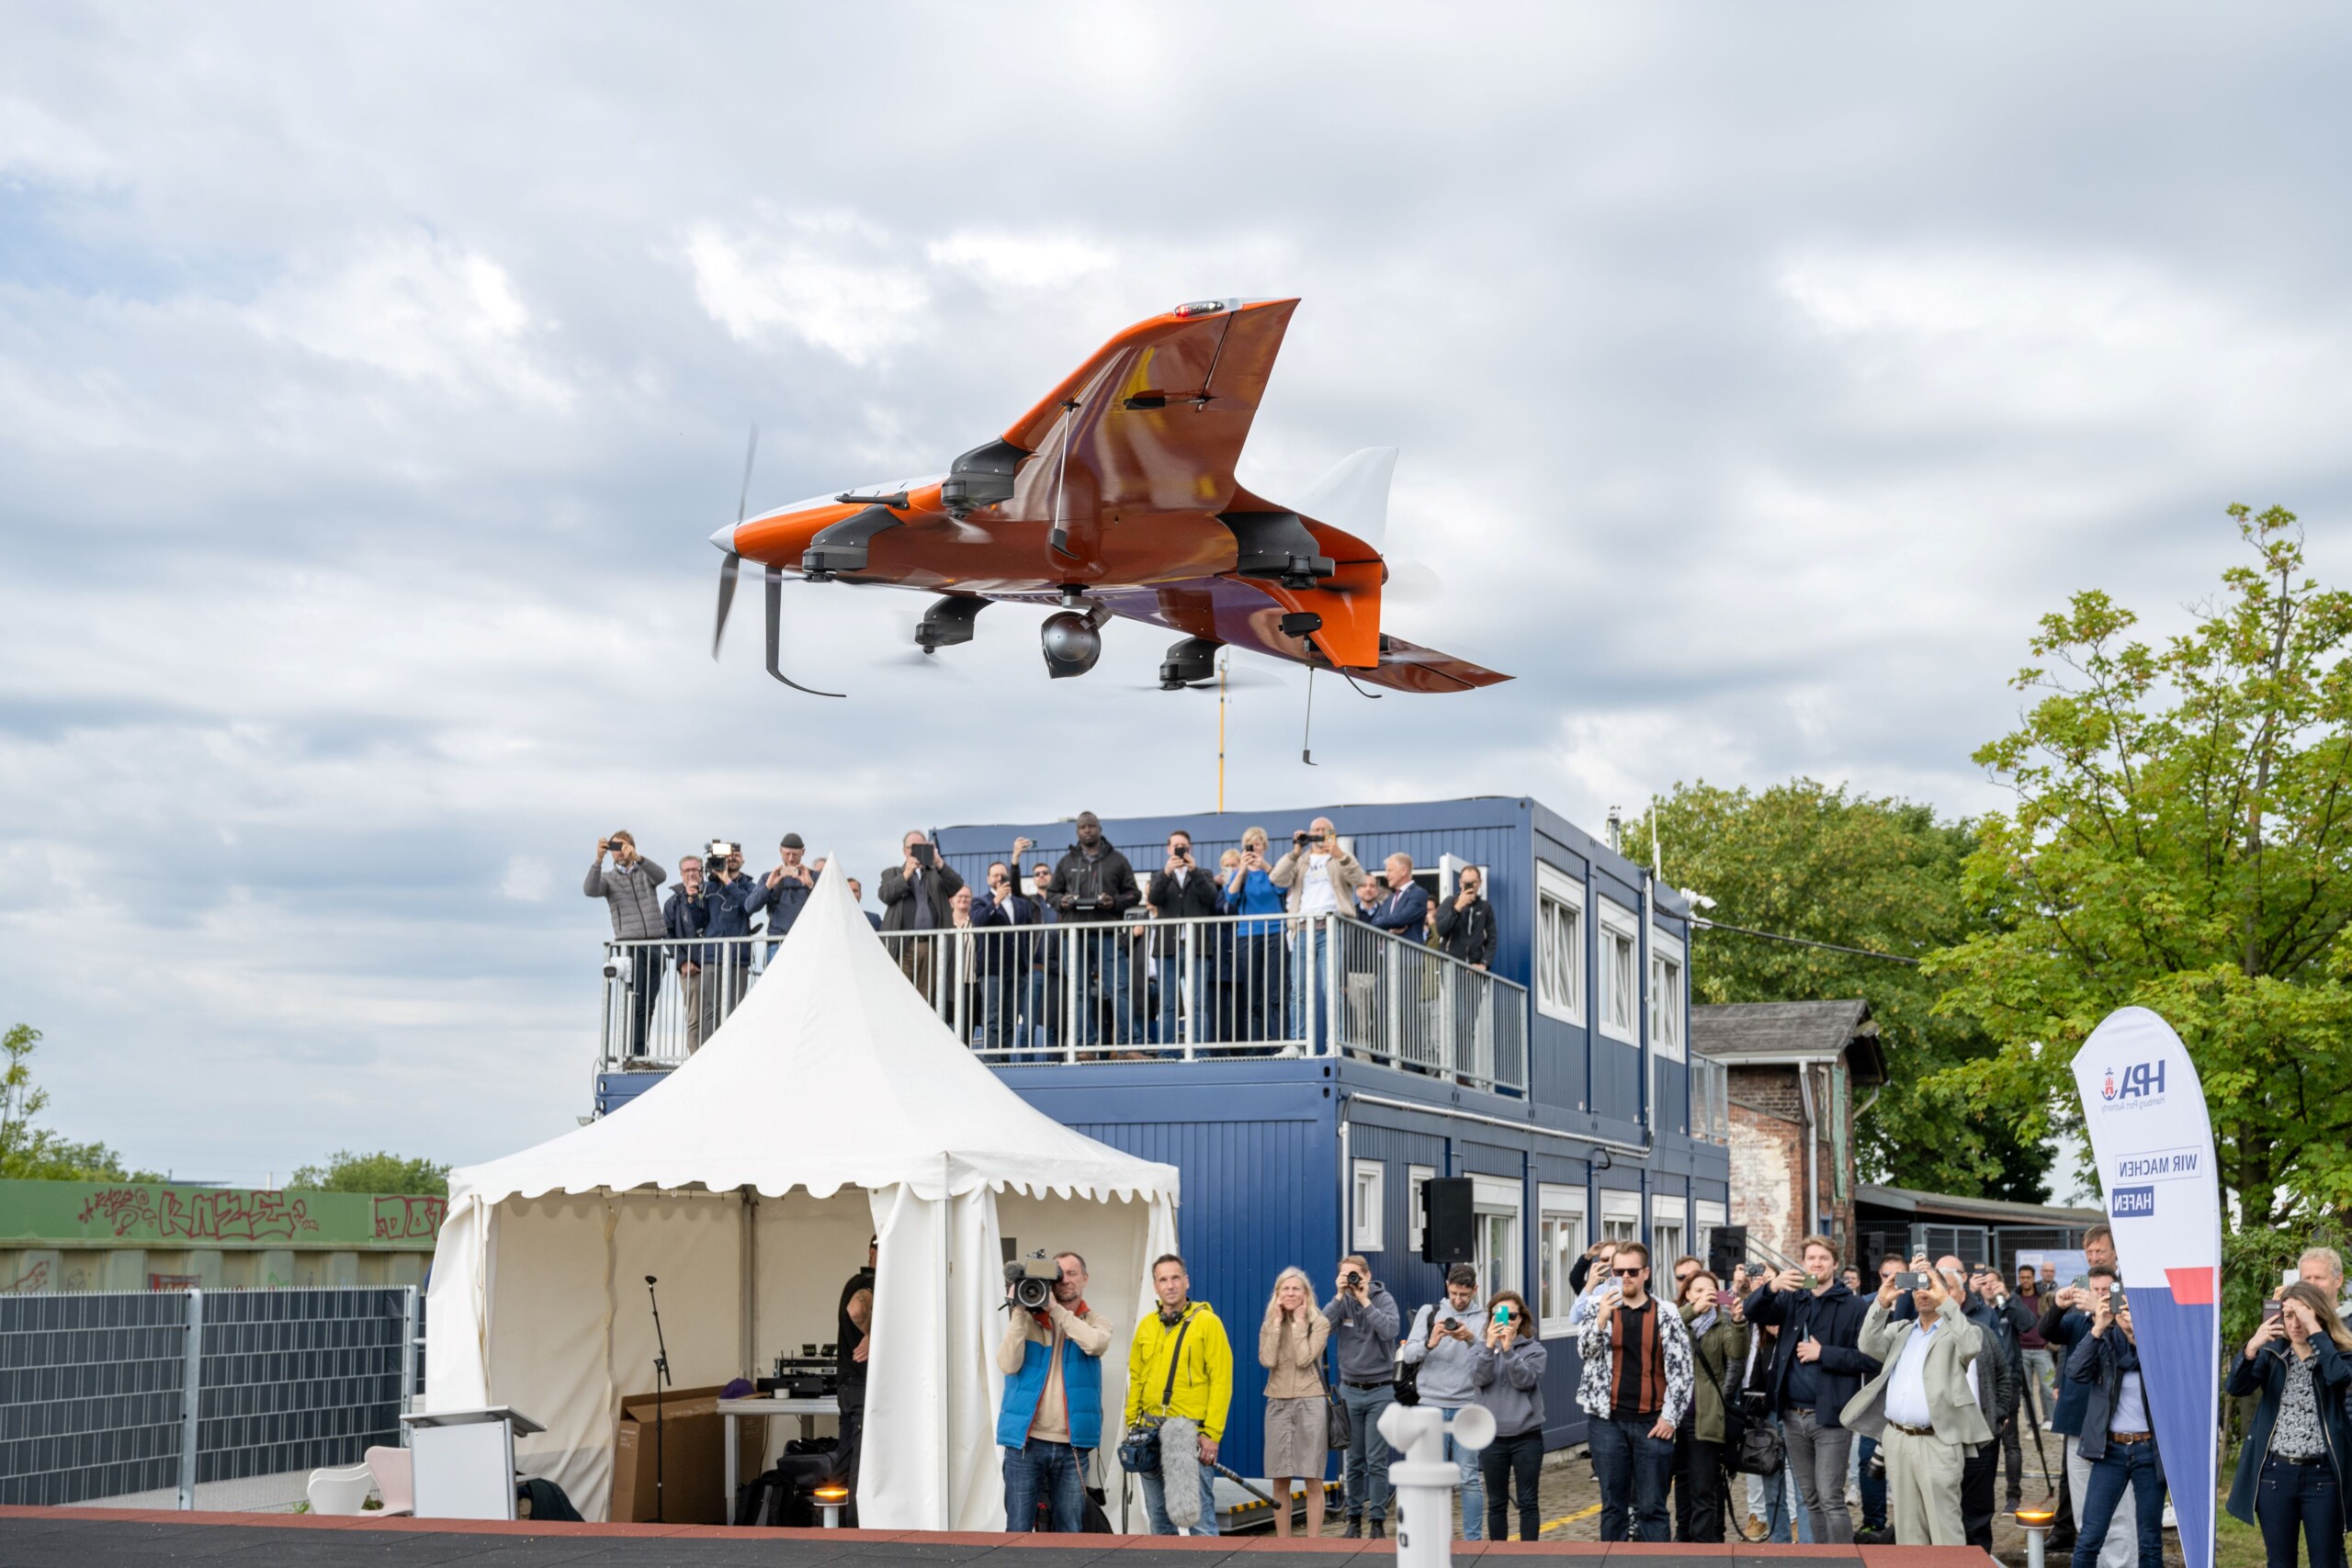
[1858,1182,2107,1227]
[1690,999,1885,1083]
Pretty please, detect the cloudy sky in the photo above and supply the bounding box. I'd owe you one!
[6,4,2348,1181]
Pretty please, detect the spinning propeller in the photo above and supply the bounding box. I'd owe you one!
[709,424,843,699]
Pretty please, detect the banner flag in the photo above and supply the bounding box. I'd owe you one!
[2070,1006,2221,1568]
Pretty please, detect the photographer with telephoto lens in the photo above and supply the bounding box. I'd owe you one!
[997,1251,1113,1532]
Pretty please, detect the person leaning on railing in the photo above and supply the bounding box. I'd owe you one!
[2227,1281,2352,1568]
[585,831,667,1059]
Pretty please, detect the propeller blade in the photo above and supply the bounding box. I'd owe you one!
[737,425,760,524]
[763,563,846,698]
[711,552,741,660]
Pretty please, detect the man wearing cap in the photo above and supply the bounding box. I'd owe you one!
[1051,813,1142,1048]
[749,833,816,958]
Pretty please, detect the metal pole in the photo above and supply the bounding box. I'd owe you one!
[399,1286,419,1443]
[176,1287,204,1510]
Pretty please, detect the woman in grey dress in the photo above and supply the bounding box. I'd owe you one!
[1261,1267,1333,1537]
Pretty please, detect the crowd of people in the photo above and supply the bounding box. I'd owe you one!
[583,815,1499,1061]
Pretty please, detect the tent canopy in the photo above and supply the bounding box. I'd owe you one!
[427,863,1179,1528]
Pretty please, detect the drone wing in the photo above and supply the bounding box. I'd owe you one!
[997,299,1299,535]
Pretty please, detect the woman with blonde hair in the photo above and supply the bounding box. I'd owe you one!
[1260,1266,1333,1537]
[2228,1280,2352,1568]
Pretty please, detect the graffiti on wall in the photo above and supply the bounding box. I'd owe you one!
[371,1195,447,1244]
[76,1186,322,1242]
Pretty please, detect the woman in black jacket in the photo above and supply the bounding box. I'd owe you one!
[2226,1282,2352,1568]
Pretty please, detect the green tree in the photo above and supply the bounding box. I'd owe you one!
[0,1022,161,1182]
[1635,781,2050,1201]
[288,1149,450,1197]
[1933,506,2352,1231]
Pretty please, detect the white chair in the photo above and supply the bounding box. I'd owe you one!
[365,1446,414,1517]
[306,1461,374,1516]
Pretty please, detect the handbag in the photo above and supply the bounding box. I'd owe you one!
[1312,1351,1351,1450]
[1117,1314,1194,1473]
[1080,1448,1114,1533]
[1391,1304,1426,1407]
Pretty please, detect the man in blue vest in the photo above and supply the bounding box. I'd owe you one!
[996,1250,1114,1531]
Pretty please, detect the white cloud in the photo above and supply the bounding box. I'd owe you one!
[926,230,1115,292]
[682,218,929,366]
[0,93,119,186]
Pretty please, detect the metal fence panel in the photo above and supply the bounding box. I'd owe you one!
[0,1286,421,1507]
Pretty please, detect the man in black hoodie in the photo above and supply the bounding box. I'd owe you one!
[1051,812,1141,1047]
[1744,1235,1882,1544]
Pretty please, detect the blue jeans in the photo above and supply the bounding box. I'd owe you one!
[1589,1414,1675,1541]
[2073,1439,2165,1568]
[1291,924,1330,1050]
[2256,1453,2345,1568]
[1340,1381,1394,1521]
[1432,1406,1485,1540]
[1138,1455,1218,1535]
[1074,928,1132,1045]
[1001,1438,1085,1532]
[1763,1439,1816,1543]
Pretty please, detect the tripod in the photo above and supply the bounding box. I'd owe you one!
[645,1275,672,1523]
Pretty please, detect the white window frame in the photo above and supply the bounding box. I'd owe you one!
[1352,1159,1385,1252]
[1473,1175,1522,1296]
[1535,863,1587,1025]
[1649,928,1687,1062]
[1538,1184,1588,1337]
[1600,1188,1642,1245]
[1652,1193,1689,1273]
[1695,1199,1727,1269]
[1598,899,1640,1044]
[1407,1164,1436,1256]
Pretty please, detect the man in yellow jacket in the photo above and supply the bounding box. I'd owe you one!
[1125,1254,1233,1534]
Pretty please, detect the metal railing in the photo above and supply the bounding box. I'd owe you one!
[596,911,1529,1093]
[1690,1052,1729,1145]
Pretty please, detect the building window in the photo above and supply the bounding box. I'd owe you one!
[1648,929,1685,1062]
[1407,1164,1435,1256]
[1600,1188,1642,1245]
[1652,1193,1689,1274]
[1474,1176,1521,1295]
[1598,900,1639,1043]
[1352,1160,1385,1251]
[1538,1184,1587,1337]
[1695,1199,1727,1267]
[1535,863,1586,1024]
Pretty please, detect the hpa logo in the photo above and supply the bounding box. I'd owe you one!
[2102,1061,2165,1103]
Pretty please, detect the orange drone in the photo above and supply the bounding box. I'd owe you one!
[708,298,1510,698]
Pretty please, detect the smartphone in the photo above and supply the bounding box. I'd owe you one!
[1800,1273,1821,1290]
[1493,1303,1513,1325]
[911,842,936,867]
[1894,1271,1933,1291]
[2262,1299,2284,1325]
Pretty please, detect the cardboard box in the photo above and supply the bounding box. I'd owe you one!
[610,1383,768,1524]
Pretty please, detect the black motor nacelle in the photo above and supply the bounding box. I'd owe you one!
[1158,636,1221,689]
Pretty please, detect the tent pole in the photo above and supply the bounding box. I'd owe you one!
[741,1187,756,1377]
[941,1156,951,1530]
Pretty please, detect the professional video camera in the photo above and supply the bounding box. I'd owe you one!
[1004,1250,1059,1312]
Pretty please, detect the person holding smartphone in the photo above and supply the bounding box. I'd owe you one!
[880,829,965,998]
[1322,1255,1401,1540]
[2227,1283,2352,1568]
[1476,1289,1551,1540]
[1743,1235,1879,1544]
[2065,1280,2164,1568]
[1398,1264,1488,1538]
[1575,1241,1694,1541]
[1148,829,1222,1048]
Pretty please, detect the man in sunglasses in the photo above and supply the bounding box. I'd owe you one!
[1575,1241,1694,1541]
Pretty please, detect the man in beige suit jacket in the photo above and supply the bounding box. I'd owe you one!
[1840,1259,1991,1547]
[1269,818,1365,915]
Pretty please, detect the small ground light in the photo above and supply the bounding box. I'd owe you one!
[2017,1505,2058,1568]
[812,1483,850,1529]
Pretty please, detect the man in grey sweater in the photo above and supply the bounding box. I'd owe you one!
[585,832,667,1059]
[1324,1255,1401,1539]
[1399,1263,1488,1539]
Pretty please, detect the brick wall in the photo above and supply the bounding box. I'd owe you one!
[1721,1061,1860,1266]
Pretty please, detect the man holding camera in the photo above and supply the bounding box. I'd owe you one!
[1891,1257,2022,1549]
[880,829,964,998]
[1148,829,1223,1047]
[585,832,668,1058]
[997,1251,1114,1533]
[1271,819,1363,1050]
[1742,1235,1878,1544]
[1051,813,1141,1048]
[1323,1256,1402,1539]
[1840,1253,1990,1547]
[698,840,761,1037]
[747,832,815,958]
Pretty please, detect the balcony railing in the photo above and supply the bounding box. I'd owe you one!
[1690,1051,1729,1145]
[594,911,1528,1094]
